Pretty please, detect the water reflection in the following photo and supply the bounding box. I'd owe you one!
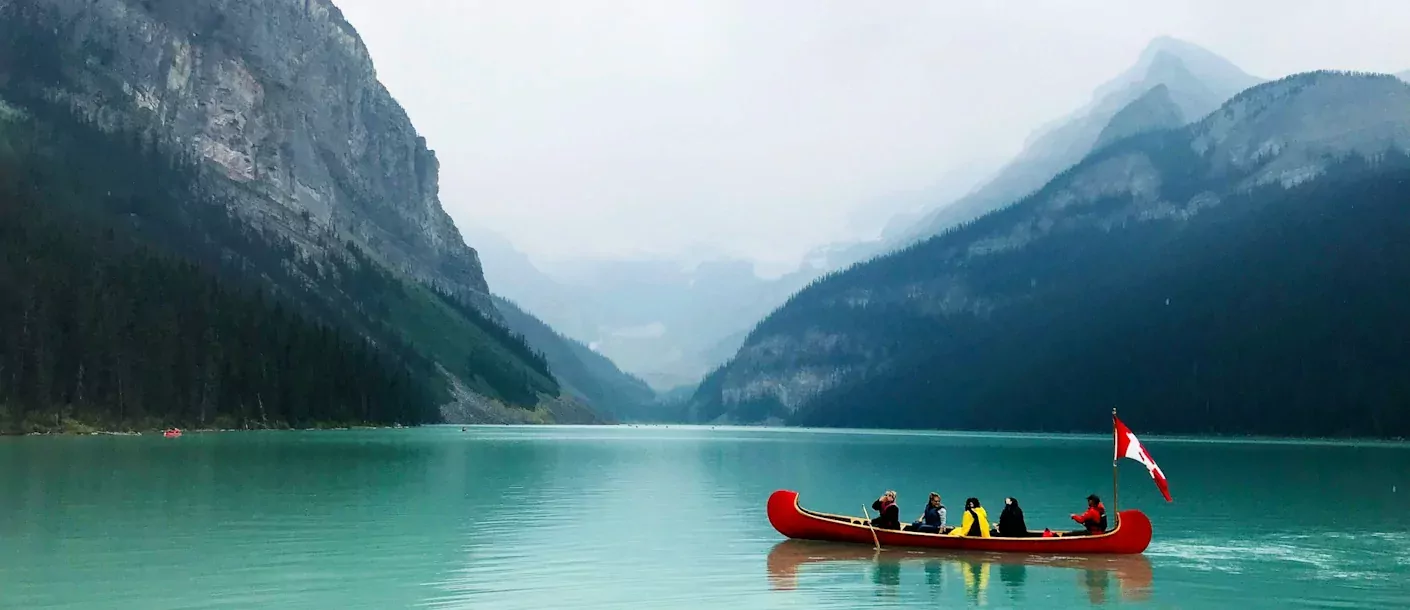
[767,539,1153,605]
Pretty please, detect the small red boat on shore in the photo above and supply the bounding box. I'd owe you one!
[767,411,1169,555]
[766,490,1152,554]
[162,428,182,438]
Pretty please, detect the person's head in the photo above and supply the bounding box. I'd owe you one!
[965,497,980,510]
[929,492,941,506]
[1087,494,1101,508]
[884,490,896,502]
[1006,497,1018,508]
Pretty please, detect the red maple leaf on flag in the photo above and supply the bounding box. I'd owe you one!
[1114,415,1172,502]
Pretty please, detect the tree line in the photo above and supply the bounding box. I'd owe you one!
[0,166,438,432]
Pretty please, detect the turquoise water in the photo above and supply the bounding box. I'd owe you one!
[1,426,1406,608]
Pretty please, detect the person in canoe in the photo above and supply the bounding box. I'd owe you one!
[948,497,991,537]
[904,492,946,533]
[870,490,901,529]
[994,496,1030,537]
[1069,494,1108,535]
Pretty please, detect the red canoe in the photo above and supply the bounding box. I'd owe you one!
[767,489,1152,555]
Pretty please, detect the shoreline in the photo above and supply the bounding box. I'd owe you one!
[8,421,1406,445]
[0,423,418,437]
[482,422,1410,446]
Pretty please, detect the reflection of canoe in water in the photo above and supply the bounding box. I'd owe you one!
[766,539,1155,603]
[768,490,1152,554]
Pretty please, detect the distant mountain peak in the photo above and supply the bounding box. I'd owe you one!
[1144,82,1173,96]
[896,37,1261,247]
[1091,37,1260,113]
[1093,84,1185,150]
[1396,69,1410,83]
[1138,36,1233,65]
[1143,50,1198,80]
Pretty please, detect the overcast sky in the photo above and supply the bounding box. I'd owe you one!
[335,0,1410,273]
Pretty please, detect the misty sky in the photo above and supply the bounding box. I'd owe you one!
[335,0,1410,274]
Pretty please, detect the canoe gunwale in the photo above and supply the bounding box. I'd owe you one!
[796,501,1126,541]
[767,489,1152,554]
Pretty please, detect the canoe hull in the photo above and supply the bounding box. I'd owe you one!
[767,489,1151,554]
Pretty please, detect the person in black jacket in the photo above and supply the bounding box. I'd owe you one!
[995,497,1030,537]
[870,490,901,529]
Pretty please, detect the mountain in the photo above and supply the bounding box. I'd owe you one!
[792,161,1004,273]
[463,224,601,347]
[691,72,1410,438]
[537,257,817,387]
[1398,70,1410,83]
[492,296,659,422]
[469,227,818,390]
[1093,84,1185,151]
[0,0,604,425]
[893,37,1263,249]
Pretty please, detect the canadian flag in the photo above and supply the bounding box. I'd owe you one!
[1114,415,1172,502]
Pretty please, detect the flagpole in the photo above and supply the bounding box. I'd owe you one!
[1112,408,1120,518]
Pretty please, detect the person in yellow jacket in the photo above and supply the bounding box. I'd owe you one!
[949,497,992,537]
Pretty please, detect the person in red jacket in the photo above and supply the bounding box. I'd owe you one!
[870,490,901,530]
[1068,494,1107,535]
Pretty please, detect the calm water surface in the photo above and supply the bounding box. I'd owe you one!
[1,426,1407,608]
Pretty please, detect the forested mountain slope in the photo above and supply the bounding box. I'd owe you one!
[0,0,604,426]
[692,72,1410,438]
[493,296,660,422]
[0,103,439,432]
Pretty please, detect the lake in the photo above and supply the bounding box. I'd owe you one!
[1,426,1406,608]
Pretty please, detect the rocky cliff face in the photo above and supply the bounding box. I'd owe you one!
[0,0,490,305]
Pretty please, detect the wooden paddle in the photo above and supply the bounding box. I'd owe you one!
[861,505,882,550]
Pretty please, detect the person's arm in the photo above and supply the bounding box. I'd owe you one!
[949,509,973,536]
[1071,507,1097,524]
[938,506,946,529]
